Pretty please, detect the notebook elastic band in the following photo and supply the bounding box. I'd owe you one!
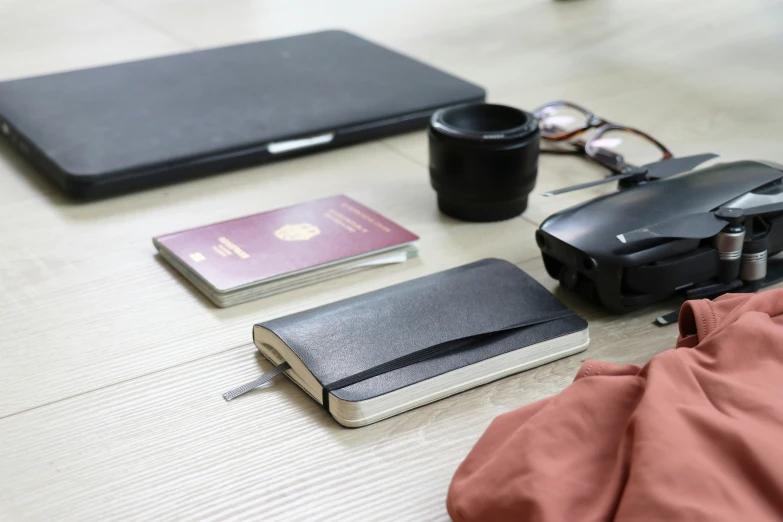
[320,309,576,409]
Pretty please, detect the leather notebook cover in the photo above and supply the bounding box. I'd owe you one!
[258,258,588,405]
[153,195,418,292]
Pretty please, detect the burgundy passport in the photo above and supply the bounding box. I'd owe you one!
[153,195,419,293]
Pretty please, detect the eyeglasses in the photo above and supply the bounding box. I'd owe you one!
[533,101,673,174]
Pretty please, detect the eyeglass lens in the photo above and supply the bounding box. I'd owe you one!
[536,104,592,139]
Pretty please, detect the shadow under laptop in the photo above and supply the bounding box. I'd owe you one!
[0,140,66,205]
[3,129,429,223]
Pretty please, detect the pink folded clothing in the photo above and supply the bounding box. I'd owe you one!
[447,290,783,522]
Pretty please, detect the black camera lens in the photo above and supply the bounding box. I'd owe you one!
[428,103,539,222]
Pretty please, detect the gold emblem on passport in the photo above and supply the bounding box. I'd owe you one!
[274,223,321,241]
[189,252,206,262]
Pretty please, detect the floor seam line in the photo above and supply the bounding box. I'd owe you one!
[378,138,428,169]
[0,340,254,420]
[100,0,199,50]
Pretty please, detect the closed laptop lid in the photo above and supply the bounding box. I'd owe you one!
[0,30,484,181]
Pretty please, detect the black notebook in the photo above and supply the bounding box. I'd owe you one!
[225,258,589,427]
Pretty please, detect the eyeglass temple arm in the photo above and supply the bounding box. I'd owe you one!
[589,146,629,174]
[535,101,607,142]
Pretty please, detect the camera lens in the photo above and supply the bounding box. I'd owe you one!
[428,103,539,222]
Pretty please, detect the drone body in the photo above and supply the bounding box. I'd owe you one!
[537,159,783,313]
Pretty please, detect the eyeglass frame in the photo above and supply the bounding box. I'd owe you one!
[533,101,673,174]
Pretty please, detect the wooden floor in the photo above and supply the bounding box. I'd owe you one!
[2,0,783,520]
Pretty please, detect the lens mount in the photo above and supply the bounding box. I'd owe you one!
[428,103,540,222]
[430,104,538,142]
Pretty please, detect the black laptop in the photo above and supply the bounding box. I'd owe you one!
[0,30,484,198]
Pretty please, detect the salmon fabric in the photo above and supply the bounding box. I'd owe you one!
[447,290,783,522]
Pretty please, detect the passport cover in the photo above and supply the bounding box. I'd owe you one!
[153,195,418,292]
[257,258,588,405]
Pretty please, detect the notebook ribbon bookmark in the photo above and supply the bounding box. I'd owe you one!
[222,362,291,401]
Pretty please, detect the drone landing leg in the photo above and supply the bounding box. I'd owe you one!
[655,259,783,326]
[738,257,783,292]
[655,280,742,326]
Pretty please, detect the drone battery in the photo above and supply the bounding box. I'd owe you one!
[741,238,768,282]
[714,225,745,283]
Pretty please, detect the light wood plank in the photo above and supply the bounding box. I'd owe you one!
[2,0,783,519]
[0,0,188,81]
[0,256,677,522]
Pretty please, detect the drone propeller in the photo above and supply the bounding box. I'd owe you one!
[543,153,719,197]
[617,202,783,244]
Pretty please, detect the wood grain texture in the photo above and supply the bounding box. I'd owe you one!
[0,256,675,522]
[1,0,783,520]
